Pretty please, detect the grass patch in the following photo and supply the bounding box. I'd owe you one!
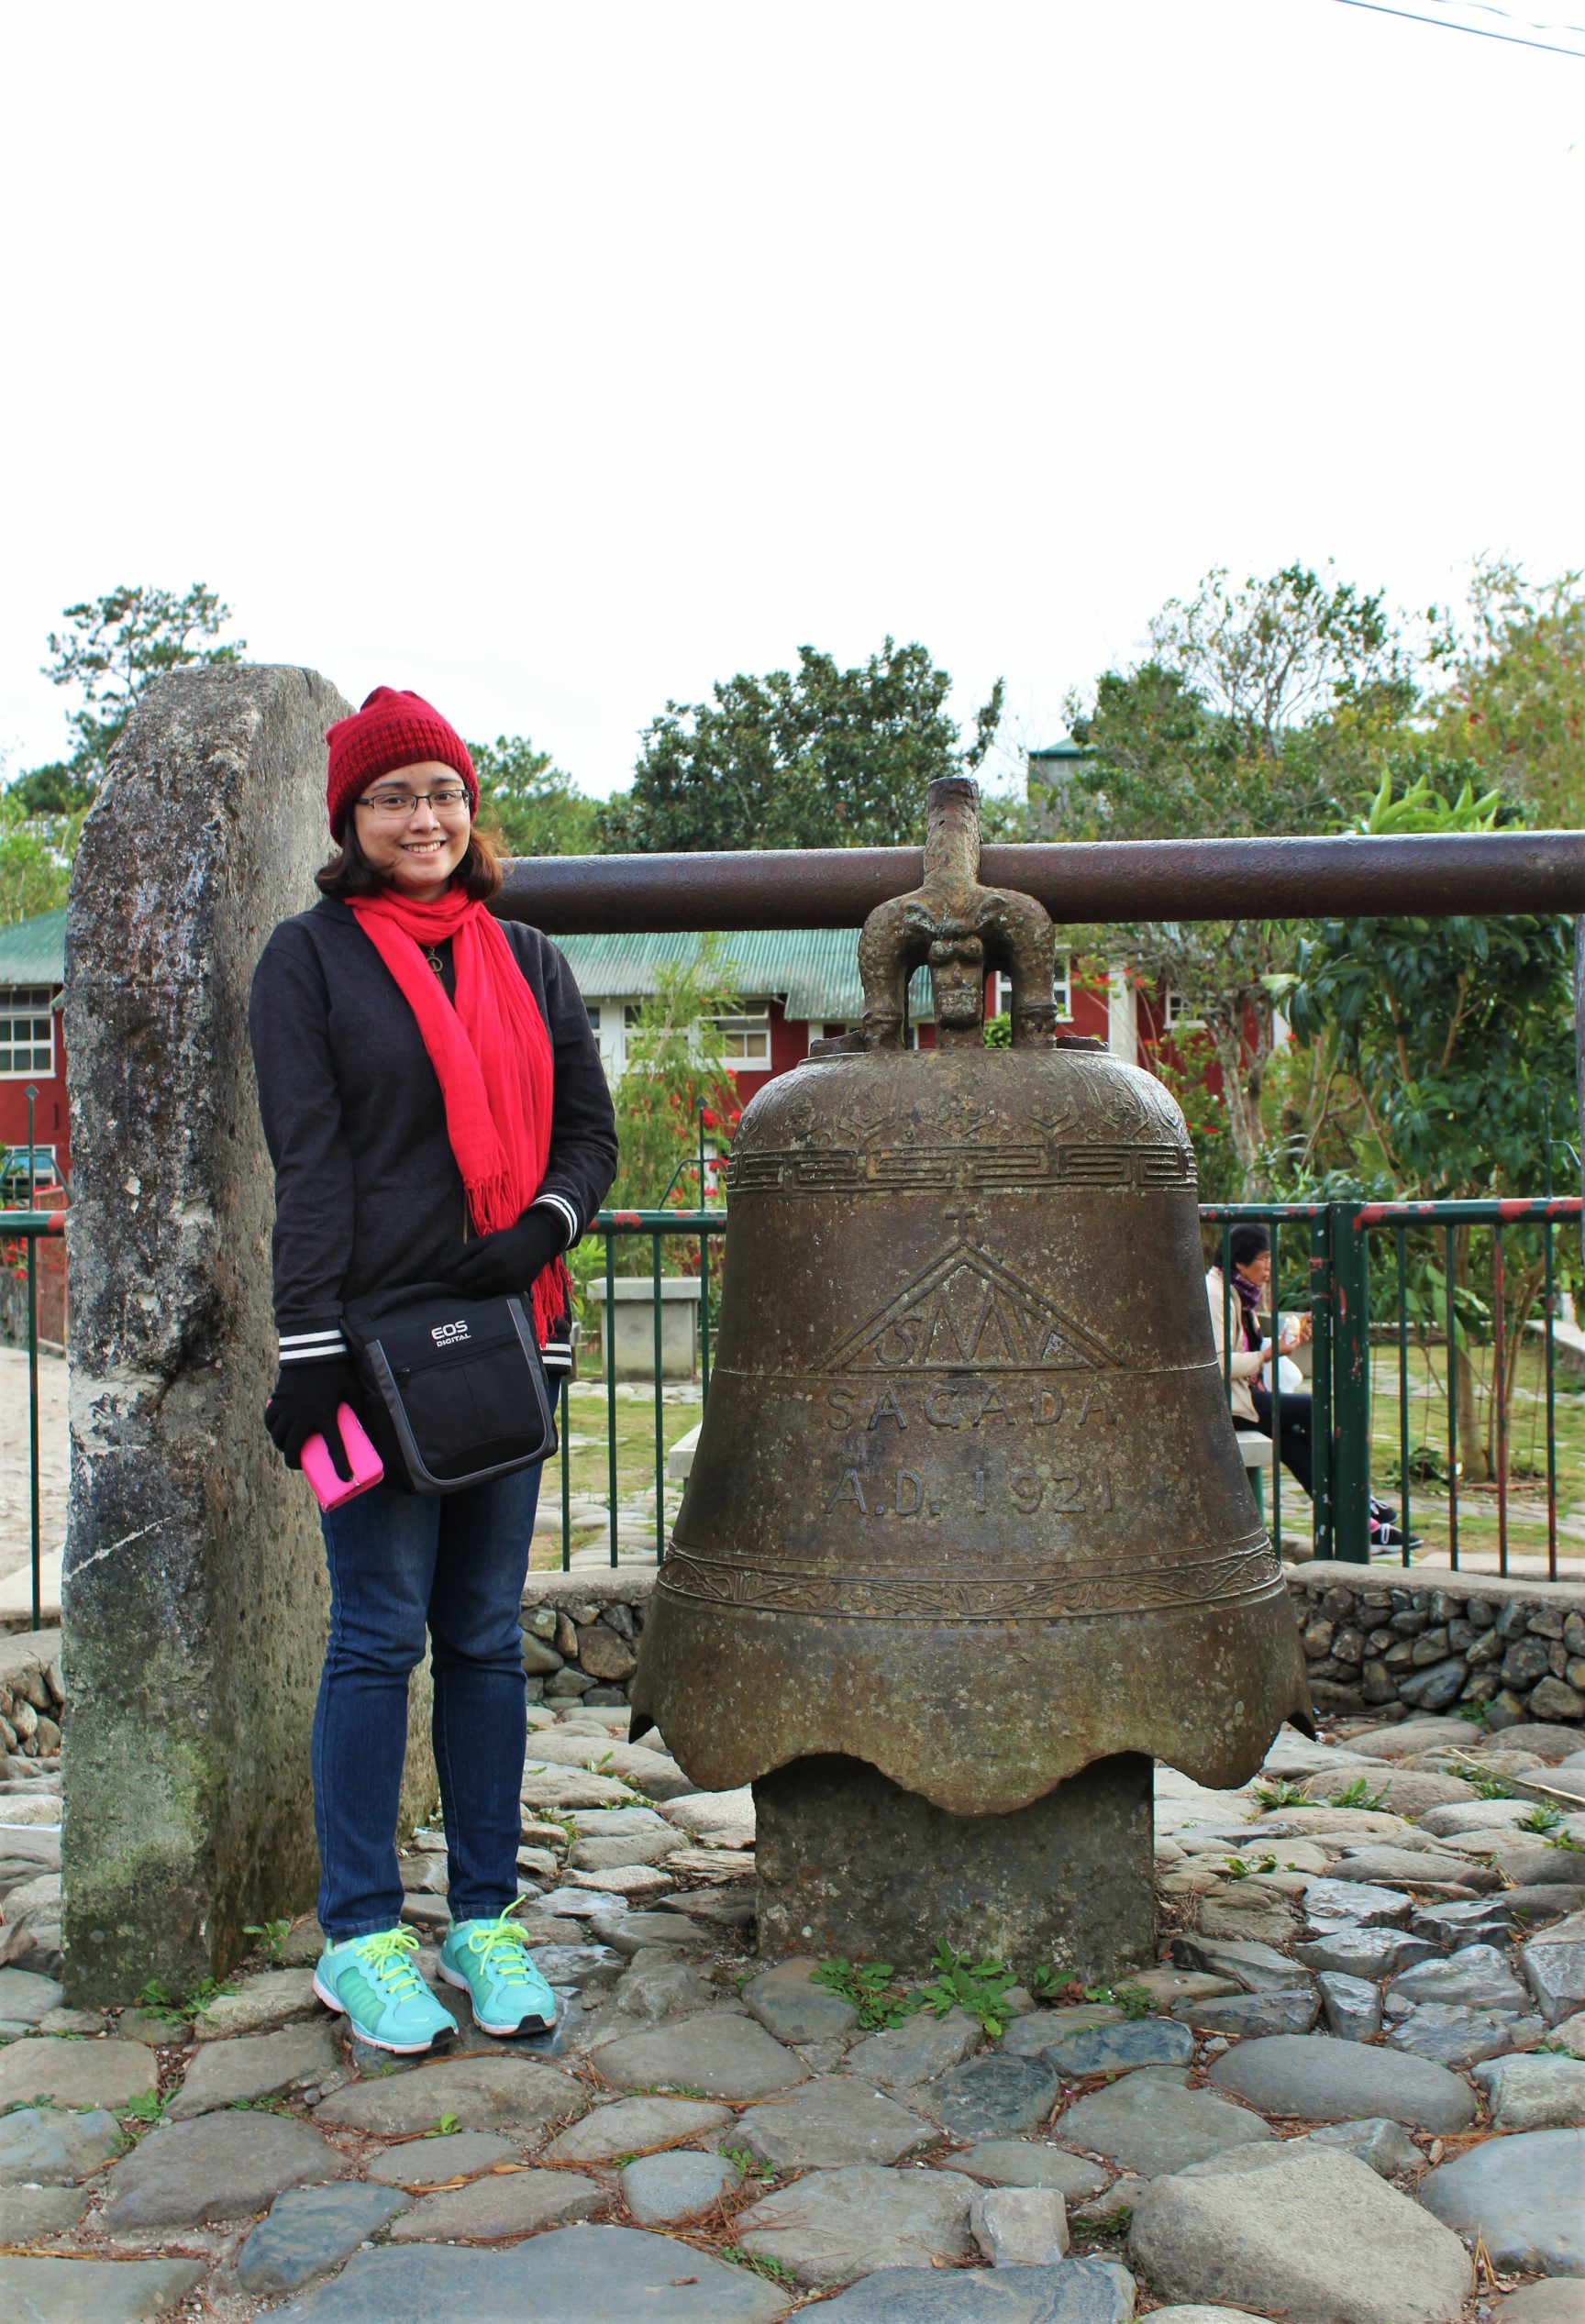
[720,2247,797,2285]
[916,1943,1016,2039]
[811,1958,914,2031]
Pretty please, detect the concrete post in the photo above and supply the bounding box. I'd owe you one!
[1576,918,1584,1268]
[1107,960,1136,1064]
[61,666,434,2003]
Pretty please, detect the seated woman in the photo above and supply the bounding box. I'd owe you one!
[1206,1223,1313,1496]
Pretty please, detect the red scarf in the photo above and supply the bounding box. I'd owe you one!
[349,887,569,1345]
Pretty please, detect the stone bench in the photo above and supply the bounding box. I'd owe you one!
[666,1421,702,1481]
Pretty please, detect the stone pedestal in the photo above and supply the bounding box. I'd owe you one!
[588,1277,701,1379]
[753,1751,1155,1981]
[61,666,437,2003]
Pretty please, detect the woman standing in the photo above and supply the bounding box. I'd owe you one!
[249,687,616,2055]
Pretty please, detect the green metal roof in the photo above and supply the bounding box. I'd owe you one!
[0,908,65,987]
[554,929,929,1021]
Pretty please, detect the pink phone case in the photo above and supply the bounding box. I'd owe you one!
[301,1405,384,1511]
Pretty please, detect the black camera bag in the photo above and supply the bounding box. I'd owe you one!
[342,1281,557,1496]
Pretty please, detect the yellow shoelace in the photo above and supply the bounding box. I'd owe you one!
[461,1907,536,1986]
[351,1925,425,1998]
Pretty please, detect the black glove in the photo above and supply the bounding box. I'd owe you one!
[264,1356,362,1478]
[452,1205,567,1300]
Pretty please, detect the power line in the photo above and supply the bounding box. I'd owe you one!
[1331,0,1585,56]
[1423,0,1585,39]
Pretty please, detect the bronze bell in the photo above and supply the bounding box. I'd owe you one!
[631,778,1312,1852]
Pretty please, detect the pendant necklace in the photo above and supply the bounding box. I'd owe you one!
[424,944,446,980]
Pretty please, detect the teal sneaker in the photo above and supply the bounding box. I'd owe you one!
[313,1926,458,2054]
[438,1907,559,2037]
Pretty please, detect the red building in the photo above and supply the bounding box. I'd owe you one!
[0,907,69,1183]
[556,930,1187,1111]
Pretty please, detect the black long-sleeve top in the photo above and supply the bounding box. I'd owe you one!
[249,897,617,1371]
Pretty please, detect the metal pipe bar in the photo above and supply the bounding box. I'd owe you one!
[1544,1216,1558,1582]
[605,1232,618,1567]
[652,1233,665,1562]
[1356,1197,1582,1226]
[1270,1217,1281,1560]
[1397,1226,1412,1570]
[560,1373,571,1574]
[598,1210,726,1231]
[1446,1222,1460,1573]
[1494,1225,1509,1578]
[496,830,1585,935]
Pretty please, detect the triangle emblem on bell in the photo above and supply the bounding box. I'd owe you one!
[826,1231,1121,1376]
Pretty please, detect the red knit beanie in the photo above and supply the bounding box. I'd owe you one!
[325,687,477,840]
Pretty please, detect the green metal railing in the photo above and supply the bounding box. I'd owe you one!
[5,1172,1576,1606]
[0,1090,60,1633]
[549,1209,726,1570]
[1203,1195,1582,1576]
[551,1191,1583,1581]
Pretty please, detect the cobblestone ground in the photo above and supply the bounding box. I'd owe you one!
[2,1702,1583,2320]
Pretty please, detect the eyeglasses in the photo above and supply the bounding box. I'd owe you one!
[356,784,471,818]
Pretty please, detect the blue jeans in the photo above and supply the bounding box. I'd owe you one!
[313,1466,539,1941]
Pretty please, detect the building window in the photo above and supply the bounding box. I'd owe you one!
[990,957,1071,1022]
[584,1003,601,1032]
[0,990,54,1078]
[1162,984,1203,1030]
[715,1006,770,1065]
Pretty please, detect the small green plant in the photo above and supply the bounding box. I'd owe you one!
[721,2143,776,2182]
[1081,2203,1133,2239]
[721,2248,797,2285]
[1252,1778,1308,1809]
[425,2112,461,2137]
[812,1957,915,2031]
[1462,1768,1513,1802]
[916,1942,1016,2038]
[1025,1965,1074,2002]
[1518,1803,1565,1833]
[1544,1831,1584,1852]
[124,2090,163,2123]
[1456,1700,1491,1725]
[1221,1854,1279,1880]
[244,1918,291,1966]
[1330,1777,1389,1810]
[1083,1982,1155,2020]
[138,1978,172,2011]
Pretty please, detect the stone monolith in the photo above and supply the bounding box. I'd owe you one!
[61,664,435,2001]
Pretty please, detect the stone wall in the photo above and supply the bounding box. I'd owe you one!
[61,666,435,2007]
[1287,1564,1585,1728]
[529,1566,1585,1743]
[0,1625,62,1757]
[522,1570,652,1706]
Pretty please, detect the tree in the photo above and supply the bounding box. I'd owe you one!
[585,938,744,1300]
[468,735,598,857]
[0,791,81,924]
[1278,776,1576,1477]
[15,582,245,811]
[1060,562,1413,843]
[1424,558,1585,828]
[1057,563,1417,1188]
[598,638,1004,852]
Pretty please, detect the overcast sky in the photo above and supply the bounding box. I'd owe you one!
[1,0,1579,803]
